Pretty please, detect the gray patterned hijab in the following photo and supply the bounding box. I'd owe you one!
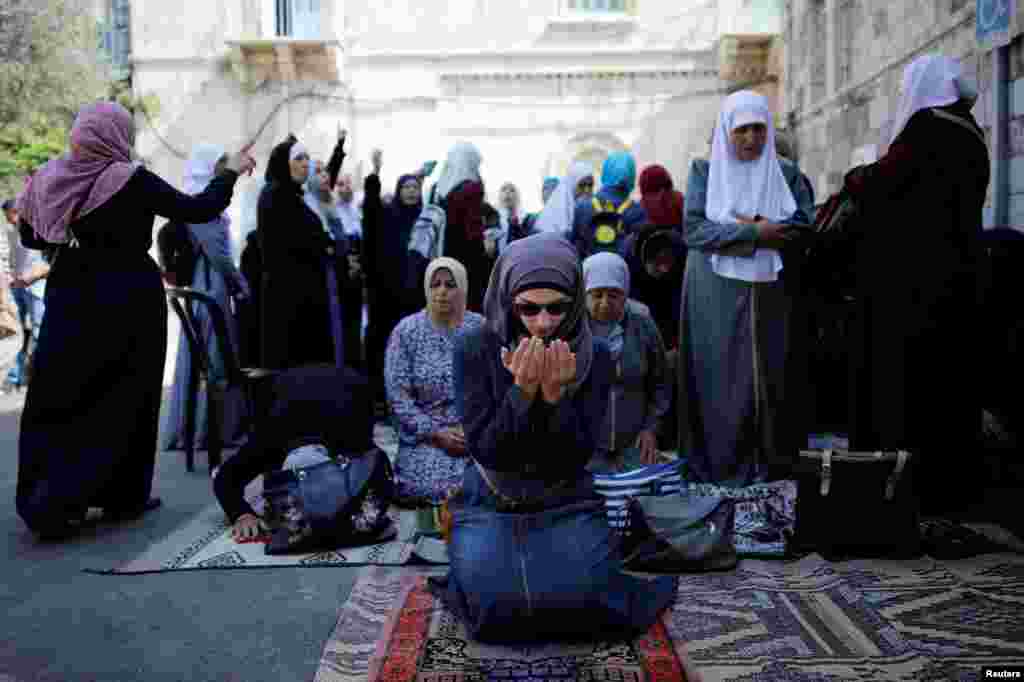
[481,233,593,394]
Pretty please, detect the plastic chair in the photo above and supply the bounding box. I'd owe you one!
[166,287,277,473]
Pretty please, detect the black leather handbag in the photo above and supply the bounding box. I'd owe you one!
[621,492,738,573]
[793,449,921,560]
[262,448,395,555]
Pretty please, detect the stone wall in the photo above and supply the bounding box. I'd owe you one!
[782,0,988,209]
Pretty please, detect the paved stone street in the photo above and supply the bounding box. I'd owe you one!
[0,392,361,682]
[1,386,1021,681]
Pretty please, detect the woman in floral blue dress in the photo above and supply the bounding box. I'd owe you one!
[385,257,484,505]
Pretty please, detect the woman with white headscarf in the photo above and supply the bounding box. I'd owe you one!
[384,257,485,505]
[432,142,488,311]
[841,55,988,516]
[162,143,252,452]
[678,90,814,487]
[534,160,594,239]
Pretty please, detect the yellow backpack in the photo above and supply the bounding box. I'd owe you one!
[591,197,633,250]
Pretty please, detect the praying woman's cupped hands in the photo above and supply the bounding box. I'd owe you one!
[501,337,577,404]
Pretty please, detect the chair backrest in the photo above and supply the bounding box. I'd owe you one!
[166,287,242,388]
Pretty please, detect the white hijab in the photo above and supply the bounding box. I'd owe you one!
[707,91,796,283]
[884,54,978,152]
[434,141,482,200]
[534,160,594,235]
[183,143,226,196]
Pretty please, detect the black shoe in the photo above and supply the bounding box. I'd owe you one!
[35,511,94,542]
[104,497,162,522]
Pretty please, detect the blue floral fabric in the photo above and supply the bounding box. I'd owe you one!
[384,310,485,505]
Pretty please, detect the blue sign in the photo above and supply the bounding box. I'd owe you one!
[978,0,1015,48]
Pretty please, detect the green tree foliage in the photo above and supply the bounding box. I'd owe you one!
[0,0,114,197]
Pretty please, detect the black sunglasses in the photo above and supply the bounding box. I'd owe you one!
[512,300,574,317]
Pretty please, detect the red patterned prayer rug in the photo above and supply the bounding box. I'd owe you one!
[315,567,699,682]
[318,553,1024,682]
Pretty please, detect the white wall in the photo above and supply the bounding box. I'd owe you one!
[130,0,786,383]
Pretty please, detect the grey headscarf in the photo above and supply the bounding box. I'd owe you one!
[481,233,593,394]
[583,252,630,360]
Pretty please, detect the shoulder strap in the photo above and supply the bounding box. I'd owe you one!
[930,109,987,149]
[617,198,633,215]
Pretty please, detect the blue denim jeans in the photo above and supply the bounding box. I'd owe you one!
[432,465,677,644]
[7,288,44,386]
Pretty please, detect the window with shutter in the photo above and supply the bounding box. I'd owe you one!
[101,0,131,81]
[564,0,632,13]
[275,0,321,38]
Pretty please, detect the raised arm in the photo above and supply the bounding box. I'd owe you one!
[135,167,239,225]
[683,160,758,255]
[326,128,347,190]
[361,172,383,289]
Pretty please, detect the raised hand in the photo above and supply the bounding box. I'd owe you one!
[226,143,257,176]
[338,124,347,142]
[540,339,576,404]
[371,148,383,174]
[501,336,545,401]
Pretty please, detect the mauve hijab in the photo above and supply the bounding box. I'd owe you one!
[17,101,140,244]
[481,233,593,394]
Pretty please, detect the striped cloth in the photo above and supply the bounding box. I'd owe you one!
[592,461,684,531]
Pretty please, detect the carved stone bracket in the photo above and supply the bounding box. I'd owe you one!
[225,39,341,89]
[718,34,780,83]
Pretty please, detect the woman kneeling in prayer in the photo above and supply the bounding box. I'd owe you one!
[432,233,677,644]
[212,365,374,541]
[384,257,485,506]
[582,252,672,473]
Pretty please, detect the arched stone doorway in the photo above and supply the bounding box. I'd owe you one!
[546,132,629,188]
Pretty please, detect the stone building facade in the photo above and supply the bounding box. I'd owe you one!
[129,0,785,240]
[121,0,785,382]
[782,0,1024,227]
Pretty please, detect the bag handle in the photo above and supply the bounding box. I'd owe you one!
[820,449,833,497]
[884,450,910,501]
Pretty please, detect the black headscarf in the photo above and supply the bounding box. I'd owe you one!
[386,173,423,244]
[264,134,301,192]
[481,233,593,394]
